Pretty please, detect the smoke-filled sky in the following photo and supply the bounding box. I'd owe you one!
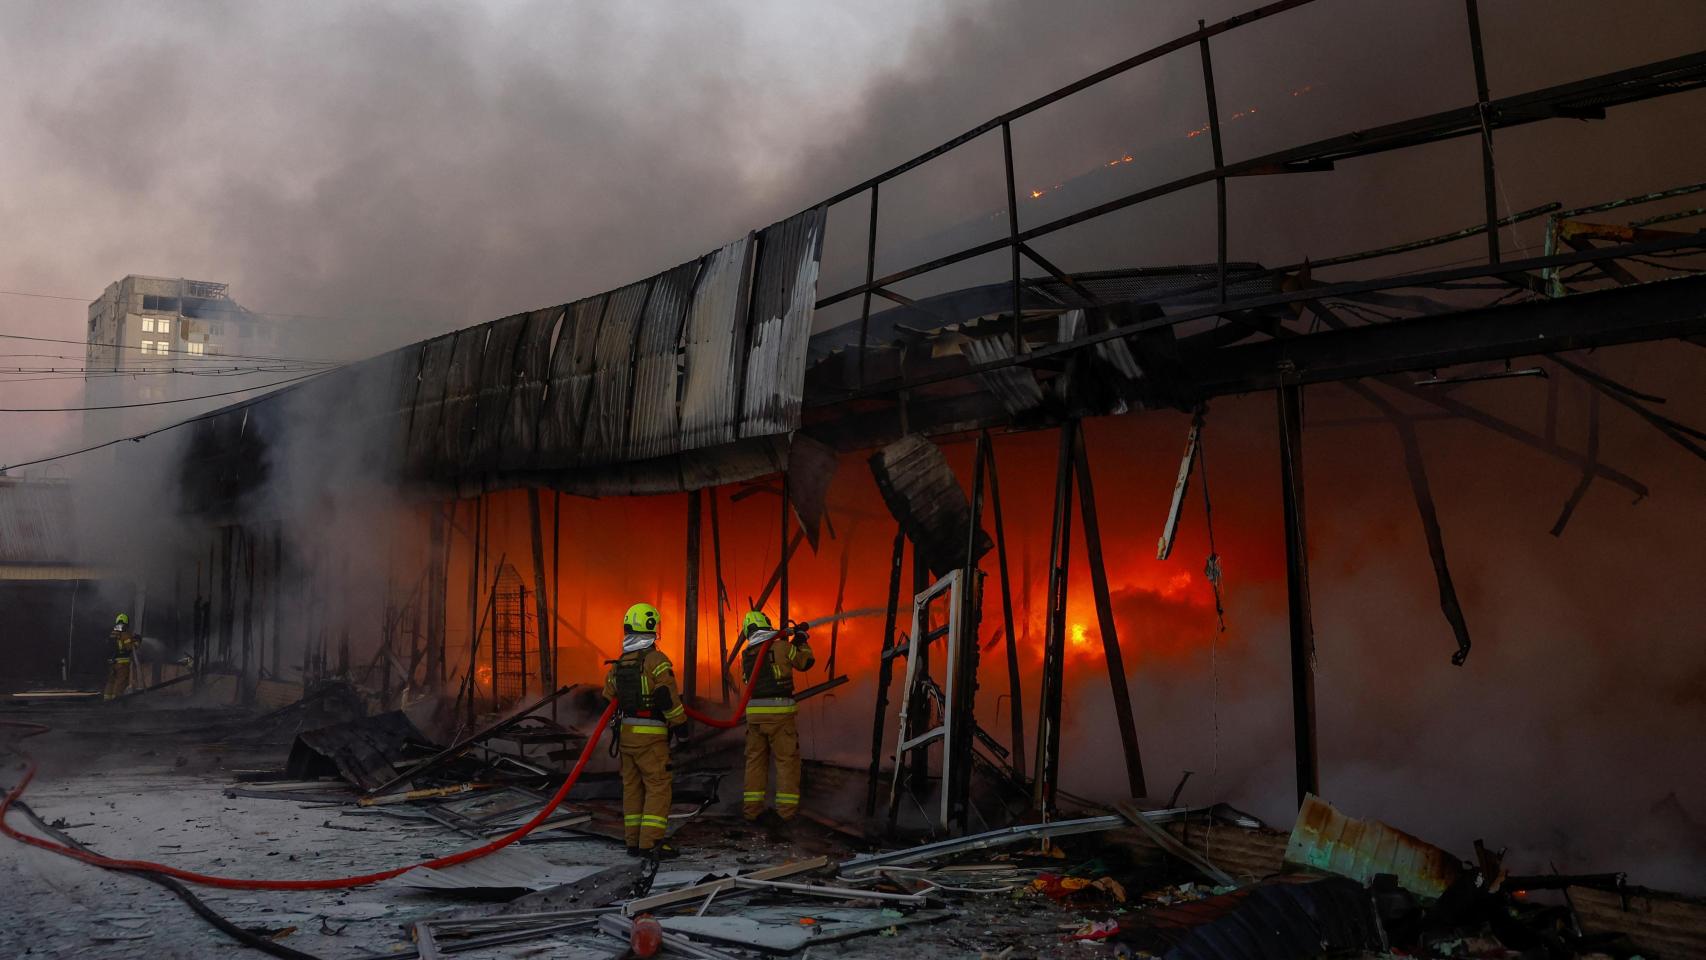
[2,0,1704,889]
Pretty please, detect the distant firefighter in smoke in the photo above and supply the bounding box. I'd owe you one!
[101,613,138,701]
[603,601,687,860]
[738,610,814,824]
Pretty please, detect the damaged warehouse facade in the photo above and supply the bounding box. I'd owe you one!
[5,2,1706,957]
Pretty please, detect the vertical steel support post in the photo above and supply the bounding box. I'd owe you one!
[550,492,561,718]
[527,489,553,703]
[241,531,256,705]
[858,185,879,389]
[519,586,529,701]
[467,498,481,727]
[270,530,283,682]
[1001,122,1024,351]
[947,435,987,832]
[683,488,702,701]
[1033,420,1077,815]
[865,526,907,815]
[1464,0,1500,264]
[1197,22,1228,303]
[983,434,1026,781]
[1073,431,1148,800]
[780,473,791,626]
[709,489,732,704]
[905,542,930,795]
[1276,384,1319,806]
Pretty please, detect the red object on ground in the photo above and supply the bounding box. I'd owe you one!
[630,915,663,957]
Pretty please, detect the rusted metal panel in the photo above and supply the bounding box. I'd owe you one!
[406,334,457,475]
[1283,794,1463,900]
[535,295,607,465]
[628,260,702,462]
[741,207,827,439]
[581,281,651,465]
[437,326,488,472]
[499,306,561,472]
[468,313,528,473]
[679,235,754,452]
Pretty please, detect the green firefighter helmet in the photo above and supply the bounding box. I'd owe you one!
[623,602,660,634]
[114,613,129,625]
[742,609,772,637]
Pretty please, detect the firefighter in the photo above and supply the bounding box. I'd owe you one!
[602,602,687,859]
[739,610,814,823]
[102,614,138,701]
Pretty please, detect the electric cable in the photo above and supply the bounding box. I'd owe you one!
[0,369,329,412]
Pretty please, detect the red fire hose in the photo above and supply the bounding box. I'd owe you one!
[0,634,778,891]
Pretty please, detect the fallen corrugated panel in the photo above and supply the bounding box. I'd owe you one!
[1571,885,1706,960]
[284,711,434,791]
[582,281,651,465]
[390,849,605,893]
[467,312,527,473]
[499,306,561,472]
[658,910,944,953]
[1283,793,1463,900]
[535,294,608,464]
[869,434,990,578]
[405,334,457,476]
[1111,812,1288,883]
[740,207,827,440]
[437,326,488,473]
[679,235,754,452]
[628,260,702,462]
[1115,877,1383,960]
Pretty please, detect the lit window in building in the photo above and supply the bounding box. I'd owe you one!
[141,318,154,333]
[187,342,205,355]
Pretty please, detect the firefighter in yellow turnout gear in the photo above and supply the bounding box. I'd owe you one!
[602,602,687,859]
[103,614,138,701]
[739,611,814,822]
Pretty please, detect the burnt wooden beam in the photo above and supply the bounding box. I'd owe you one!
[1073,430,1148,800]
[527,489,554,702]
[983,432,1027,781]
[1276,384,1318,807]
[683,488,701,701]
[865,525,907,816]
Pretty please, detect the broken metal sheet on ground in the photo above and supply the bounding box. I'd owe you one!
[1115,877,1383,960]
[841,812,1151,872]
[623,858,830,915]
[1283,793,1464,899]
[658,909,945,953]
[386,848,606,893]
[285,710,435,791]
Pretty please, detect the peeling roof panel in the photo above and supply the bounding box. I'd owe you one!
[582,282,650,465]
[406,334,457,476]
[437,326,488,471]
[468,313,527,473]
[741,207,827,439]
[628,260,701,462]
[500,306,561,473]
[963,332,1044,415]
[679,235,753,452]
[535,295,607,465]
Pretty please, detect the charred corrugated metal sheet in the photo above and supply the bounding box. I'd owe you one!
[1572,885,1706,959]
[963,331,1044,415]
[628,260,701,462]
[1283,794,1463,900]
[468,313,527,472]
[582,282,650,465]
[869,434,991,578]
[787,432,839,550]
[0,478,77,564]
[437,326,487,472]
[406,334,457,476]
[536,295,607,463]
[741,207,827,439]
[284,710,433,791]
[1115,877,1383,960]
[500,306,560,473]
[679,235,754,452]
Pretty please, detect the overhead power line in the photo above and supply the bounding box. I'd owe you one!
[0,332,337,365]
[0,369,332,412]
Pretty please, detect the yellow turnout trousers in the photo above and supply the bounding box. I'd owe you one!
[743,703,800,821]
[618,721,672,849]
[102,661,131,701]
